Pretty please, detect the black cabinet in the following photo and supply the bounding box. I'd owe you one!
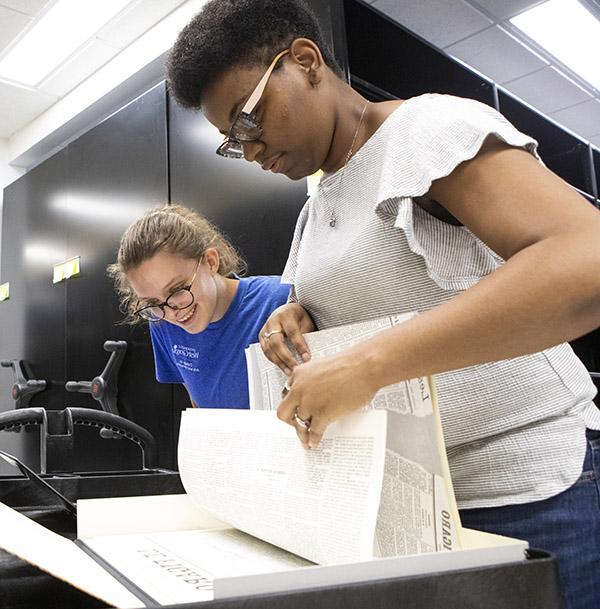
[63,83,174,471]
[344,0,495,106]
[1,84,176,472]
[343,0,599,207]
[22,152,69,412]
[593,147,600,203]
[0,152,69,473]
[498,91,596,199]
[308,0,349,80]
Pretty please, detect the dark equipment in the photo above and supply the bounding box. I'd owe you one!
[0,407,156,474]
[1,360,46,410]
[65,340,126,416]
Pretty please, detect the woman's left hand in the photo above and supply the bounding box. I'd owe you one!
[277,351,378,449]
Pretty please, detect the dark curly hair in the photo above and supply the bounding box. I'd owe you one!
[166,0,342,109]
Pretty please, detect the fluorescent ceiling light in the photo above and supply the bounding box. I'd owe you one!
[511,0,600,90]
[0,0,132,87]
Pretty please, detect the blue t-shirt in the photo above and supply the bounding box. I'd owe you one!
[149,276,289,409]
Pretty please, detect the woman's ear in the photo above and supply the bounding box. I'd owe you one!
[289,38,325,86]
[203,247,220,274]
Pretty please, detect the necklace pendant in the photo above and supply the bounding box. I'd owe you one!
[329,213,336,228]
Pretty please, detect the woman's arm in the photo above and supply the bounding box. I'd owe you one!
[372,140,600,380]
[278,140,600,448]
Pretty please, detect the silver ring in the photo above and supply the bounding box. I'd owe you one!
[263,329,283,340]
[293,410,312,431]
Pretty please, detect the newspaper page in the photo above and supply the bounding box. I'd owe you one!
[0,501,143,609]
[178,409,388,566]
[81,527,310,606]
[246,313,415,412]
[75,494,310,606]
[245,314,462,554]
[375,404,460,556]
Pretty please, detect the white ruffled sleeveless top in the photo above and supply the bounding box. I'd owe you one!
[282,94,600,509]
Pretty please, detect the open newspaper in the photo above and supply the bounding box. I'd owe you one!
[0,315,528,607]
[244,313,462,558]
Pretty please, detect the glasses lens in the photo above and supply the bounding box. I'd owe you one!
[217,138,244,159]
[136,306,164,322]
[231,112,262,141]
[166,288,194,310]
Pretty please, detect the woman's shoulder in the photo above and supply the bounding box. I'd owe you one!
[241,275,290,298]
[384,93,506,138]
[374,93,537,192]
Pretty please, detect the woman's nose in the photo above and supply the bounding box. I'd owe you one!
[241,140,265,163]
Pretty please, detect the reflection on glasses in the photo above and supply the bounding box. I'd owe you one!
[0,448,77,516]
[134,258,202,322]
[216,49,289,160]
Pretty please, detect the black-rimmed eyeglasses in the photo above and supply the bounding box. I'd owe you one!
[134,258,202,322]
[216,49,289,160]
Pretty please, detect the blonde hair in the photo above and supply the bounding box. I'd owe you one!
[107,204,246,323]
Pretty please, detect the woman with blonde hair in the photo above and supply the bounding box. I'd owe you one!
[108,204,289,408]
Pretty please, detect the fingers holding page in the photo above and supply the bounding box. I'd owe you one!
[276,351,378,449]
[259,303,315,374]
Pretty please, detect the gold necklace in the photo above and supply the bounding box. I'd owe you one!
[326,100,369,228]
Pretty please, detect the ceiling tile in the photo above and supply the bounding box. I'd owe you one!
[39,39,120,98]
[445,25,547,84]
[589,134,600,148]
[0,82,57,138]
[550,99,600,138]
[0,0,50,17]
[372,0,492,48]
[504,66,592,114]
[465,0,546,20]
[0,6,31,49]
[96,0,188,49]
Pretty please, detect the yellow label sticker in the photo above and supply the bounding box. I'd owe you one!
[53,264,65,283]
[64,256,81,279]
[53,256,81,283]
[0,282,9,301]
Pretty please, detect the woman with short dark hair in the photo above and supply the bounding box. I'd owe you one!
[166,3,600,607]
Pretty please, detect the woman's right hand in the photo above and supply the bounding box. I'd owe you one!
[259,303,315,374]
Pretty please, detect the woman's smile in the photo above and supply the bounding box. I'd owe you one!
[176,303,197,326]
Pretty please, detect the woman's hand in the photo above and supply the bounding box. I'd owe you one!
[259,303,316,374]
[277,350,378,449]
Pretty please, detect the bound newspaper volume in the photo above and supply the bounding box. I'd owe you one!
[0,314,528,607]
